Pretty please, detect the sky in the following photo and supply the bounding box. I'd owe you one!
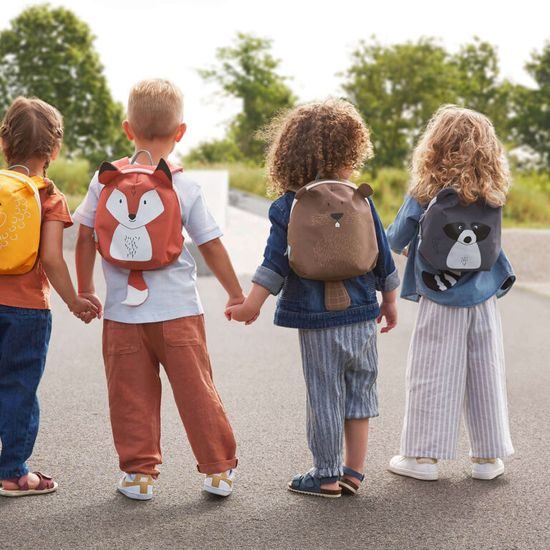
[1,0,549,154]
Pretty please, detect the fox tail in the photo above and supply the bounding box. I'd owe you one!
[121,270,148,306]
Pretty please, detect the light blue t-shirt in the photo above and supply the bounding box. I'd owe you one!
[73,171,222,324]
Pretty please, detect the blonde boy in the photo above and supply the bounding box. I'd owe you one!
[74,79,242,500]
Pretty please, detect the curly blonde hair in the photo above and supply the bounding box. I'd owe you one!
[262,98,373,195]
[409,105,511,207]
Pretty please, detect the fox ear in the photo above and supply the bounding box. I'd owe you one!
[153,158,172,188]
[98,162,121,185]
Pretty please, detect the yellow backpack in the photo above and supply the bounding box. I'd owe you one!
[0,169,47,275]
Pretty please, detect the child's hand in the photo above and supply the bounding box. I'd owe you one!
[78,292,104,319]
[401,246,409,257]
[377,300,398,333]
[225,302,260,325]
[69,296,98,324]
[225,293,246,320]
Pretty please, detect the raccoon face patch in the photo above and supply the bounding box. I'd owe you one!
[443,222,491,270]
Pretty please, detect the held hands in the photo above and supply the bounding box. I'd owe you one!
[225,300,261,325]
[69,293,103,324]
[225,293,260,325]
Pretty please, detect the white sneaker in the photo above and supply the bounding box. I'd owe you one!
[117,473,154,501]
[389,455,439,481]
[203,469,235,497]
[471,458,504,480]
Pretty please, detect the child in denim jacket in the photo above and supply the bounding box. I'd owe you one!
[387,106,515,481]
[227,99,399,498]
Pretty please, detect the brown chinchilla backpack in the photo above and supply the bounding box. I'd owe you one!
[287,179,379,311]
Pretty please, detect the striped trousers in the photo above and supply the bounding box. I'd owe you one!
[299,320,379,479]
[400,296,514,460]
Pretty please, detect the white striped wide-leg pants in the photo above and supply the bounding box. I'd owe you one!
[400,296,514,460]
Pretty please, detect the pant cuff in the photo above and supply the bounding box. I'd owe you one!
[469,446,515,459]
[197,457,238,475]
[312,465,342,479]
[0,465,30,479]
[401,449,457,460]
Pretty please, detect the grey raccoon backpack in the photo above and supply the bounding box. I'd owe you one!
[418,187,502,272]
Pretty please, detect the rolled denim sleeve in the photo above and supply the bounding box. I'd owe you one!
[370,199,400,292]
[252,198,291,295]
[386,195,424,254]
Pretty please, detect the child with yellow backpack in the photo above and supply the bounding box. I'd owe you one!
[0,97,98,497]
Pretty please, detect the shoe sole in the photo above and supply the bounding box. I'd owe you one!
[471,467,504,480]
[117,486,153,501]
[203,485,232,497]
[338,481,359,495]
[388,466,438,481]
[0,482,58,497]
[287,485,341,498]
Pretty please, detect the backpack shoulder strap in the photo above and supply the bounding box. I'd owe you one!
[109,156,183,175]
[111,157,131,169]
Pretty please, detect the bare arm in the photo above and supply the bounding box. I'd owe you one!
[75,224,103,318]
[40,221,97,320]
[198,238,245,309]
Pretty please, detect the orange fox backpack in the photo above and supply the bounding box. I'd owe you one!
[0,167,49,275]
[94,151,184,306]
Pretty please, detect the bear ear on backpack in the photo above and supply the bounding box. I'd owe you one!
[295,186,309,200]
[357,183,374,198]
[98,162,121,186]
[153,158,173,188]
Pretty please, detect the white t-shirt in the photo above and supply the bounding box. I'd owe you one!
[73,171,222,324]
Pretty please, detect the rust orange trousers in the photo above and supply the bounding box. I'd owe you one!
[102,315,237,476]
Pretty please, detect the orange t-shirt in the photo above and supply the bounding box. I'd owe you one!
[0,184,73,310]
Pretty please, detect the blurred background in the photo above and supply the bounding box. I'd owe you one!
[0,0,549,226]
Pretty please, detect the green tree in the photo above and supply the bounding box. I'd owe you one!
[198,33,296,163]
[451,37,512,141]
[343,38,458,171]
[514,42,550,170]
[0,4,129,168]
[184,138,243,165]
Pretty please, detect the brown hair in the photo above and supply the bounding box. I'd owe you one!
[409,105,511,207]
[127,79,183,140]
[0,97,64,181]
[263,98,373,195]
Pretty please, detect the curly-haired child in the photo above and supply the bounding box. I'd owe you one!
[227,99,400,498]
[387,105,515,481]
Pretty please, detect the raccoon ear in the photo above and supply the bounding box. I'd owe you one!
[437,187,459,205]
[98,162,121,185]
[357,183,373,198]
[153,158,173,187]
[295,187,309,200]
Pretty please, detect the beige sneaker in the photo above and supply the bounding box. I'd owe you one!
[471,458,504,480]
[389,456,439,481]
[117,473,154,501]
[203,469,235,497]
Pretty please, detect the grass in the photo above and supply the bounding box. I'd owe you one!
[214,163,550,228]
[51,157,550,228]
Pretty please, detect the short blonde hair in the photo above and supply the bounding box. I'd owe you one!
[127,79,183,140]
[409,105,511,207]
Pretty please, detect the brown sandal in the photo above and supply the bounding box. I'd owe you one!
[0,472,58,497]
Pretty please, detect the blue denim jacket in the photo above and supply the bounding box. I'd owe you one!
[387,195,515,307]
[252,191,400,329]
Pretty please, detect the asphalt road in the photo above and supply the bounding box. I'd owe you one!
[0,255,549,549]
